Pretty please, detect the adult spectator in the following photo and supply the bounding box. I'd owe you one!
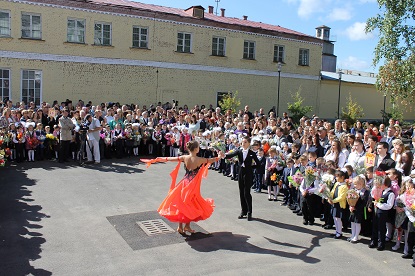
[374,142,396,172]
[58,108,74,163]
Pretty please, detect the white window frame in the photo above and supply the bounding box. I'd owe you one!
[299,48,310,66]
[67,18,85,43]
[0,68,11,101]
[243,40,256,60]
[21,69,42,106]
[94,21,112,46]
[0,10,11,37]
[177,32,192,53]
[21,12,42,39]
[212,36,226,56]
[273,45,285,63]
[132,26,149,48]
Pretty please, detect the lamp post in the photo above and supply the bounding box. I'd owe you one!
[277,62,282,117]
[383,94,386,124]
[337,70,343,119]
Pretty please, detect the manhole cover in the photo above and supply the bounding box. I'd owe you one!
[137,219,175,236]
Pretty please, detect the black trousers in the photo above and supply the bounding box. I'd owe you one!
[238,167,253,215]
[372,210,388,246]
[59,140,70,162]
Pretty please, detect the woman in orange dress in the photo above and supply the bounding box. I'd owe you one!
[145,140,222,234]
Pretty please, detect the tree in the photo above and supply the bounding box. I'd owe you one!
[380,98,404,123]
[287,88,313,124]
[341,93,364,126]
[218,91,241,114]
[366,1,415,104]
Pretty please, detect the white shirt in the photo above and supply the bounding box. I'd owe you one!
[242,148,249,167]
[376,188,395,210]
[345,150,365,169]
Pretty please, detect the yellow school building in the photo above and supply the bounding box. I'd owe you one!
[0,0,412,120]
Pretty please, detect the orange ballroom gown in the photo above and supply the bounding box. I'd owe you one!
[147,159,215,224]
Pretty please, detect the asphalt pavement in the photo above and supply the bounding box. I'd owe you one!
[0,158,413,275]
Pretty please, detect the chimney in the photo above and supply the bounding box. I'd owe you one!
[243,15,248,20]
[208,6,214,14]
[220,8,225,17]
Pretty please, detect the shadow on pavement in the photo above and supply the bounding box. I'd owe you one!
[0,166,51,275]
[186,231,320,264]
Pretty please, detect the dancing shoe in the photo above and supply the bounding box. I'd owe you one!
[238,213,247,219]
[247,213,252,221]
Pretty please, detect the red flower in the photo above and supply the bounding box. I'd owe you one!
[375,171,386,177]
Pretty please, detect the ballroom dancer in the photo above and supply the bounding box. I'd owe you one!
[223,136,260,221]
[144,140,222,234]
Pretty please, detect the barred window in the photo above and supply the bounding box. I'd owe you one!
[0,69,10,101]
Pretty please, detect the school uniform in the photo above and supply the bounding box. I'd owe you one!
[370,188,395,250]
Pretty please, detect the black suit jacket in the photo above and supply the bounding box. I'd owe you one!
[225,148,260,174]
[374,154,396,172]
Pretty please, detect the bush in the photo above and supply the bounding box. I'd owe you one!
[287,87,313,124]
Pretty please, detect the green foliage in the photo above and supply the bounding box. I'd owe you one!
[218,91,241,114]
[287,88,313,123]
[380,100,404,123]
[366,1,415,104]
[341,93,364,126]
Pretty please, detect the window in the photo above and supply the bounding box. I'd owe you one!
[67,18,85,43]
[94,22,111,46]
[212,37,226,56]
[21,70,42,106]
[132,26,148,48]
[299,48,309,66]
[0,10,11,37]
[243,40,255,60]
[177,32,192,53]
[0,69,10,101]
[273,45,285,62]
[21,13,41,39]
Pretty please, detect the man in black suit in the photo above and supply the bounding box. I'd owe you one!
[223,137,260,221]
[374,142,396,172]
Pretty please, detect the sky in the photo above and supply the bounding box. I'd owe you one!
[132,0,381,73]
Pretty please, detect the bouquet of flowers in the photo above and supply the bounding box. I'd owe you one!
[315,174,334,200]
[401,189,415,227]
[270,173,282,187]
[371,171,385,201]
[37,134,46,143]
[395,198,407,228]
[288,171,304,188]
[0,148,9,167]
[17,132,23,141]
[46,133,58,145]
[210,140,226,152]
[100,132,106,140]
[27,136,40,148]
[347,189,360,207]
[142,130,150,140]
[224,149,238,164]
[304,166,318,188]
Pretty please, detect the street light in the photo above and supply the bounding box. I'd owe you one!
[337,69,343,119]
[277,61,282,117]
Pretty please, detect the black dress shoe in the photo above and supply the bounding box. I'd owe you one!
[402,254,413,259]
[296,212,303,216]
[281,202,287,206]
[369,241,377,248]
[308,221,315,226]
[334,234,343,239]
[303,220,308,225]
[377,246,385,251]
[323,225,333,230]
[411,262,415,267]
[293,209,300,213]
[247,213,252,221]
[238,214,247,219]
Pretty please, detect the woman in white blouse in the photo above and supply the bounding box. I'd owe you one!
[324,140,346,168]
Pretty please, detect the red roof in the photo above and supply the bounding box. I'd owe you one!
[87,0,312,38]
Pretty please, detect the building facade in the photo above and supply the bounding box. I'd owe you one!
[0,0,413,120]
